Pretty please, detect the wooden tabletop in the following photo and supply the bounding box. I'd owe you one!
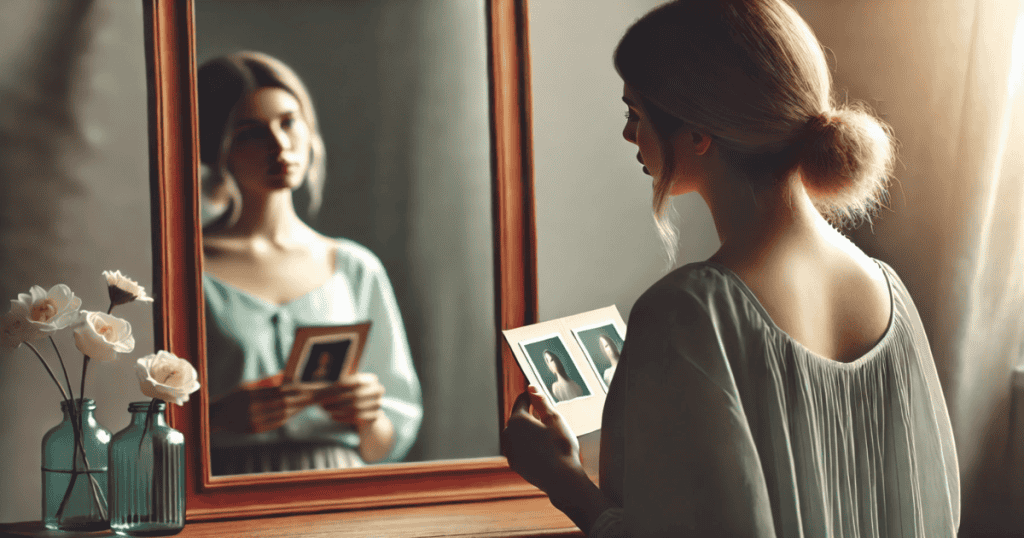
[0,496,582,538]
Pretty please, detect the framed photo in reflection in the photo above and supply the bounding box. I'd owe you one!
[283,322,371,387]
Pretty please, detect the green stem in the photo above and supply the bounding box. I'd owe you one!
[137,398,160,462]
[23,341,69,401]
[73,355,107,519]
[79,356,90,413]
[54,399,108,521]
[24,341,91,519]
[48,336,75,405]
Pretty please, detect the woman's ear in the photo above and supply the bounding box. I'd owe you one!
[692,131,712,156]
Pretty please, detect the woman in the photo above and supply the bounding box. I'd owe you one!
[197,51,422,475]
[596,334,619,388]
[502,1,959,536]
[544,350,584,402]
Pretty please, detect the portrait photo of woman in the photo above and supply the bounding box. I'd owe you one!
[572,323,624,392]
[519,335,592,404]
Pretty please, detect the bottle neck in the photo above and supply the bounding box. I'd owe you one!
[60,398,96,422]
[129,403,167,428]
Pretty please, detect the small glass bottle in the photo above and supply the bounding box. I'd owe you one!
[41,398,111,531]
[108,401,185,536]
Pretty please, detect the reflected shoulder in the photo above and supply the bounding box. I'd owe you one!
[329,237,387,274]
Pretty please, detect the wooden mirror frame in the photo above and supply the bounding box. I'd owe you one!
[145,0,537,520]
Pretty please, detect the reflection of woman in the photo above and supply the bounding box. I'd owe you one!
[198,51,422,474]
[502,1,958,536]
[544,350,584,403]
[597,335,619,387]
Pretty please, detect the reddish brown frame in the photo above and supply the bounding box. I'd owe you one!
[145,0,538,521]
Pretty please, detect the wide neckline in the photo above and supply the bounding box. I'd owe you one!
[699,259,897,368]
[203,246,343,310]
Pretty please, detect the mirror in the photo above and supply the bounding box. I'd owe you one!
[146,0,538,519]
[192,0,497,474]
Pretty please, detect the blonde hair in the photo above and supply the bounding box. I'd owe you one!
[614,0,895,264]
[197,51,327,230]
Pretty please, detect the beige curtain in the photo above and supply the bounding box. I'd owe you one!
[948,1,1024,533]
[803,0,1024,534]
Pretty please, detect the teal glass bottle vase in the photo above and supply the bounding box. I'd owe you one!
[108,401,185,536]
[41,398,111,531]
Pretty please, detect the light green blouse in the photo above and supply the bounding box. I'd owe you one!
[593,260,959,537]
[203,238,422,468]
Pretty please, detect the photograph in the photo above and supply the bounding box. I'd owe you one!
[301,339,354,383]
[572,322,625,391]
[519,334,591,404]
[284,322,371,387]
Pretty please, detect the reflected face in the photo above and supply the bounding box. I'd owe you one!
[226,87,311,194]
[621,83,661,180]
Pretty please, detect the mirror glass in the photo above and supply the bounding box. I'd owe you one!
[194,0,497,475]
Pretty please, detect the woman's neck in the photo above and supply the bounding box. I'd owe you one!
[700,164,825,266]
[229,189,311,246]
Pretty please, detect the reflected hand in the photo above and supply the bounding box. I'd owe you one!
[501,385,583,494]
[210,381,312,434]
[316,372,386,426]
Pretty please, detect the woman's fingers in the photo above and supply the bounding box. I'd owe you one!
[316,376,387,425]
[326,408,382,424]
[321,397,382,413]
[334,372,380,389]
[318,376,385,401]
[510,390,533,417]
[525,385,558,423]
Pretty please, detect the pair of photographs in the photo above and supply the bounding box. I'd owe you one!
[503,306,625,435]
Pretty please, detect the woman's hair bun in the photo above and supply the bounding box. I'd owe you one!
[798,102,896,227]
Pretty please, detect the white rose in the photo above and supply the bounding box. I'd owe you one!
[72,311,135,362]
[9,284,83,334]
[0,311,43,349]
[135,351,200,405]
[102,270,155,306]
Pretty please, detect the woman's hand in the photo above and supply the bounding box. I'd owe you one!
[316,373,395,462]
[502,385,585,495]
[315,372,386,426]
[210,376,312,434]
[503,386,617,535]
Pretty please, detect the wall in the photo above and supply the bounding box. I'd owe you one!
[530,0,721,324]
[0,0,153,524]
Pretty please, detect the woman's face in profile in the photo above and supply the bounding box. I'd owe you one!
[226,87,312,194]
[621,83,704,196]
[621,83,662,181]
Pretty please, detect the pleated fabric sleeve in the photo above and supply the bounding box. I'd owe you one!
[601,267,776,537]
